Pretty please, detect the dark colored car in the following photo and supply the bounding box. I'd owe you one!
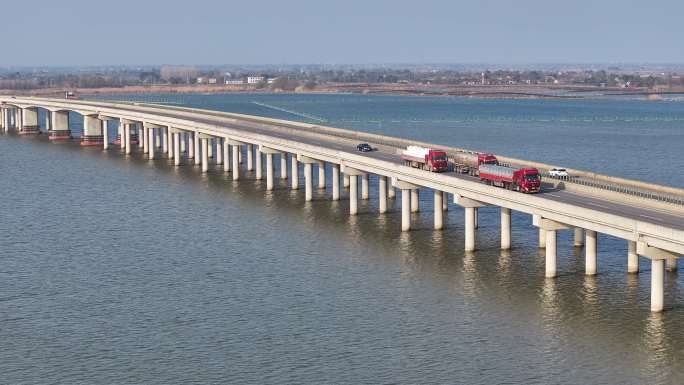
[357,143,374,152]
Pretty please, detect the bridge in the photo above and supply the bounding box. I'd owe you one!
[1,96,683,313]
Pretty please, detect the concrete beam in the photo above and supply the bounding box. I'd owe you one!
[453,195,487,208]
[225,138,245,146]
[637,241,679,260]
[259,145,283,155]
[533,216,572,231]
[391,176,418,190]
[343,165,367,177]
[297,154,318,164]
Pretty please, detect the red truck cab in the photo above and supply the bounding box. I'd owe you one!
[427,150,449,172]
[514,168,541,193]
[479,153,498,166]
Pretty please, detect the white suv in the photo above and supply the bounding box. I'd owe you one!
[549,168,569,178]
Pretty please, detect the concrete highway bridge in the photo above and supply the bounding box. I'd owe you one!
[1,96,683,313]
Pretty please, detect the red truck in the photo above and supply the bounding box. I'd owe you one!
[479,164,541,193]
[401,145,449,172]
[453,152,499,175]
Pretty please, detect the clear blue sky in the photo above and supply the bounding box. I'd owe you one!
[1,0,683,66]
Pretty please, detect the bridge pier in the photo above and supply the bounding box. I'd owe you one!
[247,144,254,171]
[318,161,326,189]
[173,131,181,166]
[280,154,288,179]
[232,145,240,180]
[207,138,213,158]
[361,174,369,199]
[162,127,168,155]
[215,138,223,165]
[201,137,209,172]
[102,120,109,149]
[194,133,201,165]
[455,195,488,251]
[332,164,340,201]
[378,176,387,213]
[148,127,155,159]
[223,139,230,172]
[388,186,396,199]
[188,132,194,158]
[266,154,274,190]
[666,256,678,272]
[48,111,71,140]
[343,174,350,189]
[534,217,571,278]
[20,107,39,135]
[125,124,132,155]
[574,227,584,247]
[304,164,313,201]
[637,242,678,312]
[501,207,511,250]
[411,189,419,212]
[585,230,597,275]
[443,191,449,211]
[345,167,366,215]
[393,178,418,231]
[434,190,443,230]
[255,148,263,180]
[538,228,546,248]
[81,115,104,146]
[291,155,299,189]
[628,240,639,273]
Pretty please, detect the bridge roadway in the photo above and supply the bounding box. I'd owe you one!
[1,96,683,313]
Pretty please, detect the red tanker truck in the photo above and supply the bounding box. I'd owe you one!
[453,152,499,175]
[479,164,541,193]
[401,146,449,172]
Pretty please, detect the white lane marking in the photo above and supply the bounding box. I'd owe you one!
[584,201,610,209]
[639,214,661,221]
[546,193,563,198]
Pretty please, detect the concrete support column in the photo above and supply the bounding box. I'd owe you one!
[539,228,546,248]
[465,207,476,252]
[173,132,181,166]
[475,207,479,229]
[280,154,288,179]
[155,129,161,148]
[232,145,240,180]
[124,124,131,155]
[138,124,144,149]
[378,176,387,213]
[81,115,104,146]
[651,259,664,312]
[318,162,326,189]
[401,189,411,231]
[349,174,358,215]
[545,230,557,278]
[628,241,639,274]
[332,164,340,201]
[162,128,168,154]
[501,207,511,250]
[442,191,449,211]
[585,230,597,275]
[304,163,313,201]
[194,133,201,165]
[574,228,584,247]
[291,156,299,190]
[266,153,274,191]
[148,128,155,159]
[201,138,209,172]
[207,139,213,158]
[411,189,419,213]
[102,120,109,149]
[255,149,263,180]
[215,138,223,165]
[343,174,350,189]
[120,123,126,149]
[434,190,443,230]
[361,174,369,199]
[188,132,194,157]
[247,144,254,171]
[388,186,396,199]
[223,140,230,172]
[181,132,186,153]
[143,126,149,153]
[666,256,678,272]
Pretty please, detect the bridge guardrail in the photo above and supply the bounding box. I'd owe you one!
[540,173,684,206]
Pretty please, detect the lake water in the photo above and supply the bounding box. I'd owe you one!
[1,94,683,384]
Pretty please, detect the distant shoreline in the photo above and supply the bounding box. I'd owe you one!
[2,83,680,100]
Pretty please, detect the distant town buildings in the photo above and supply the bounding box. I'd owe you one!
[247,76,265,84]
